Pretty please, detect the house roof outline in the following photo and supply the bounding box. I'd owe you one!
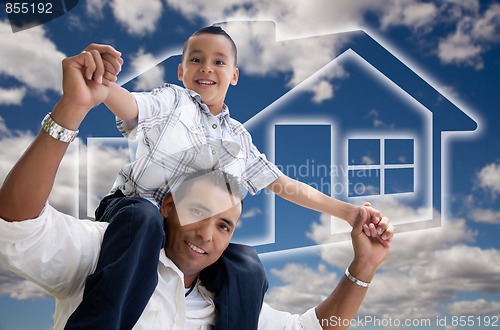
[239,23,478,134]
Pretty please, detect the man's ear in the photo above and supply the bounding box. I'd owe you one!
[177,63,184,81]
[230,67,239,86]
[160,193,175,217]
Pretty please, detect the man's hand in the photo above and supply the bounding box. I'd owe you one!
[351,202,394,269]
[58,44,123,120]
[346,202,392,247]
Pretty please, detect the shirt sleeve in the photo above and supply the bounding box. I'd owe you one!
[116,84,178,138]
[242,138,283,196]
[0,204,107,299]
[258,303,322,329]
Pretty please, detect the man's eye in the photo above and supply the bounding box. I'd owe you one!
[219,223,229,231]
[190,208,204,217]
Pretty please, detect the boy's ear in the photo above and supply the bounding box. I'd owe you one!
[177,63,184,81]
[230,67,239,86]
[160,193,175,217]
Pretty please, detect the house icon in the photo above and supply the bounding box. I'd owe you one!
[86,21,478,254]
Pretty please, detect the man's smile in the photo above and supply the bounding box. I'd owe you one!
[185,241,207,255]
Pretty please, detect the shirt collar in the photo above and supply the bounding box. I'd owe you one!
[187,89,235,133]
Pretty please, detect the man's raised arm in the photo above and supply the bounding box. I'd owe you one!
[314,204,395,329]
[0,46,122,222]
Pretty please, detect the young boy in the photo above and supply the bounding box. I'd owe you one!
[66,26,387,329]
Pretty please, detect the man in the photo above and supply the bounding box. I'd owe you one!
[0,45,394,329]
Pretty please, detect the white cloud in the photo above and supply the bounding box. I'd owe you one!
[85,0,106,18]
[86,139,131,216]
[110,0,163,36]
[0,87,26,105]
[438,18,484,69]
[0,20,65,93]
[470,208,500,224]
[266,263,337,314]
[438,2,500,69]
[447,299,500,316]
[379,1,438,31]
[308,79,333,104]
[472,3,500,43]
[241,207,262,219]
[0,121,79,216]
[364,109,395,128]
[0,266,48,300]
[476,162,500,197]
[362,156,375,165]
[0,128,35,186]
[130,49,166,91]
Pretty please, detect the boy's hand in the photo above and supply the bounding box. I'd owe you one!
[348,202,393,248]
[58,44,122,119]
[81,44,123,87]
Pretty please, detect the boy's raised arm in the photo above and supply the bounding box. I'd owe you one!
[267,175,390,246]
[104,83,138,122]
[83,44,138,122]
[0,46,121,222]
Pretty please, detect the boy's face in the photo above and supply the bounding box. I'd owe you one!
[178,33,239,115]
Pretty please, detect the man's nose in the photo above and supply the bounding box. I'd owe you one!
[195,219,214,241]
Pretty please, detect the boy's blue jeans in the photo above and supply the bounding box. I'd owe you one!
[65,190,268,330]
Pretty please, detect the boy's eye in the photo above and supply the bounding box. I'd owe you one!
[215,60,225,65]
[190,58,201,63]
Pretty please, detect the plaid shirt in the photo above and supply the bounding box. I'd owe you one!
[111,84,282,206]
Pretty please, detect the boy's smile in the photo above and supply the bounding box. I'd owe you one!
[178,33,239,115]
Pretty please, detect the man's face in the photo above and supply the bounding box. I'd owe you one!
[178,33,239,115]
[160,179,242,280]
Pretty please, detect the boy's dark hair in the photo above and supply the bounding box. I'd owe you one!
[182,25,238,65]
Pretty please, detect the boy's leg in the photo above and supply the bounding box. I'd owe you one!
[200,243,268,330]
[65,191,165,330]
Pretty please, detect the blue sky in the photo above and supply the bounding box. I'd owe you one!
[1,0,500,329]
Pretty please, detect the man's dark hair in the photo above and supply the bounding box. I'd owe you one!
[170,169,245,208]
[182,25,238,66]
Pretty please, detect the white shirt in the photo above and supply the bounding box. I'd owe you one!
[0,205,322,329]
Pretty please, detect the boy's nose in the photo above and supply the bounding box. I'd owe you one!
[200,63,213,73]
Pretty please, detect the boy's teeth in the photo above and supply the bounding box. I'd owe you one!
[187,242,206,254]
[198,80,215,85]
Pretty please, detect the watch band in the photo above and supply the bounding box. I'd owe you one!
[41,113,78,143]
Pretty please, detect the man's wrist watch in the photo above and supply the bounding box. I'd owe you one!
[41,113,78,143]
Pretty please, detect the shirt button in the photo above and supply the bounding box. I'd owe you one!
[212,150,217,155]
[212,124,217,129]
